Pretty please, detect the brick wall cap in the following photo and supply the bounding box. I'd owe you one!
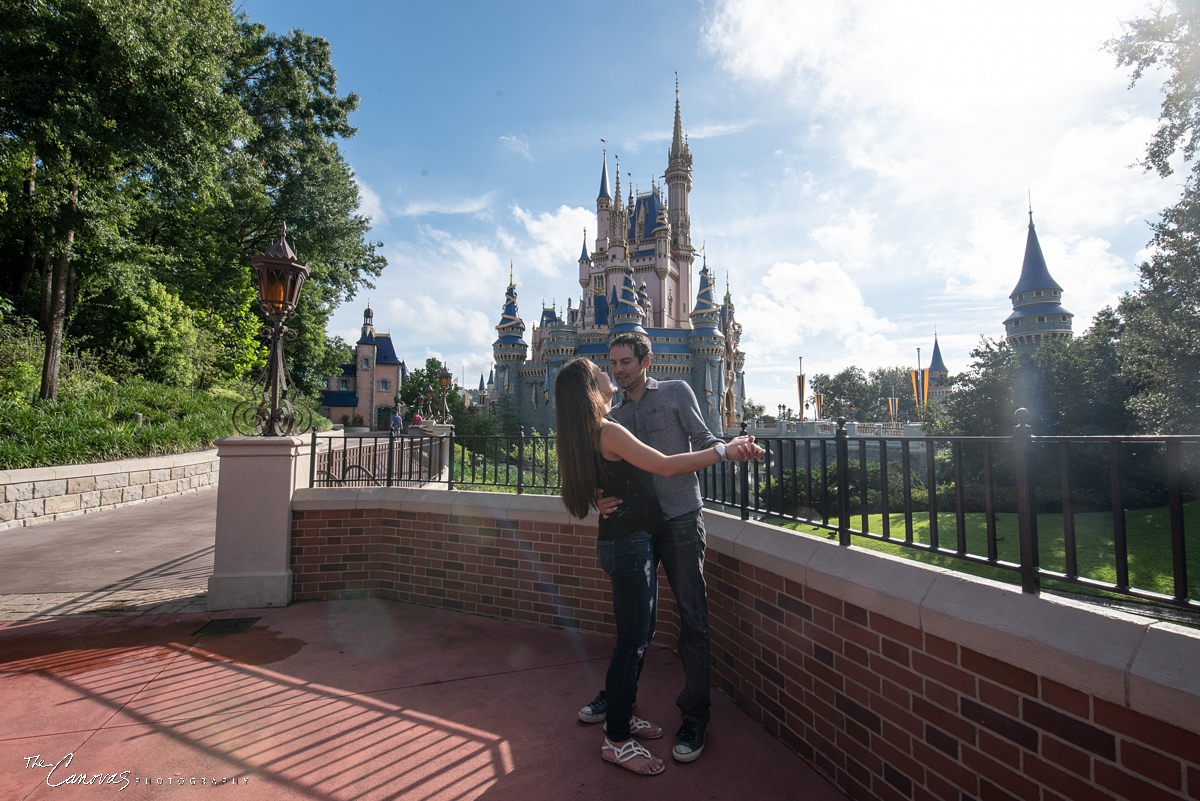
[292,488,361,509]
[1127,622,1200,736]
[449,491,515,518]
[712,514,823,586]
[807,541,943,629]
[922,574,1146,705]
[504,493,573,523]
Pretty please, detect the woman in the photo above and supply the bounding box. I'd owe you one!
[555,357,758,776]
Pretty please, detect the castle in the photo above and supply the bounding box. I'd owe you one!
[1004,211,1074,353]
[317,304,407,430]
[485,84,746,434]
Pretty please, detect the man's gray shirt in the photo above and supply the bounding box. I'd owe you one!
[611,377,721,520]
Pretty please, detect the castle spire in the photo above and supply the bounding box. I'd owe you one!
[671,72,685,160]
[598,147,611,200]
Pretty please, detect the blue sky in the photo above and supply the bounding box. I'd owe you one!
[242,0,1178,412]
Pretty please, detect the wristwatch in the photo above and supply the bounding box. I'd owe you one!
[714,442,727,462]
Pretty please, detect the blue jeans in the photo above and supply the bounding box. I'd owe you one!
[657,510,711,727]
[597,529,657,742]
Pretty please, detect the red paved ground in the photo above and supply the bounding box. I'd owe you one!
[1,598,848,800]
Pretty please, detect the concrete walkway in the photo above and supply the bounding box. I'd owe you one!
[0,490,215,620]
[0,489,848,800]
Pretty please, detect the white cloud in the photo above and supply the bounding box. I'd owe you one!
[396,192,496,217]
[499,134,533,161]
[740,259,893,355]
[510,204,593,279]
[355,175,386,224]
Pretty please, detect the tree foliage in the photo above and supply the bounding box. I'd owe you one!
[1108,3,1200,179]
[399,357,463,421]
[1117,189,1200,432]
[0,3,383,400]
[1108,1,1200,432]
[807,365,919,422]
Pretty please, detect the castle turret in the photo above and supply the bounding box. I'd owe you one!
[578,230,590,289]
[361,303,375,340]
[666,77,695,318]
[1004,211,1073,353]
[596,155,611,254]
[927,335,950,400]
[609,266,648,333]
[492,266,528,388]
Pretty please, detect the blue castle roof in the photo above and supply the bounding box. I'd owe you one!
[1011,215,1063,297]
[628,191,663,241]
[598,156,611,200]
[928,337,948,373]
[1004,303,1073,324]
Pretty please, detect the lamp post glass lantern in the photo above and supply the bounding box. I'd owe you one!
[233,225,312,437]
[438,363,452,422]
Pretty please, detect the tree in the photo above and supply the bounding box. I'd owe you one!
[0,0,248,400]
[400,358,463,421]
[867,366,919,423]
[1108,3,1200,432]
[131,19,384,394]
[809,367,872,421]
[742,397,765,424]
[1107,3,1200,181]
[928,338,1022,436]
[1117,191,1200,432]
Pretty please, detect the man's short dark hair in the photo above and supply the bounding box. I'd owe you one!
[609,331,651,362]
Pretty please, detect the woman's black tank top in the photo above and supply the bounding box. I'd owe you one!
[595,454,664,541]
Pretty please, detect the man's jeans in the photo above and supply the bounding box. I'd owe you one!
[597,528,657,742]
[657,509,711,726]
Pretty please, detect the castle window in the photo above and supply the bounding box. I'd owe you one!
[1035,290,1042,297]
[1038,316,1046,323]
[338,379,349,390]
[1013,319,1021,327]
[378,379,390,392]
[362,358,370,369]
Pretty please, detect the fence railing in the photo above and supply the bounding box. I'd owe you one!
[310,428,558,495]
[309,412,1200,610]
[705,411,1200,611]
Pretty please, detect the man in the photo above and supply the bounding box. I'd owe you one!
[578,330,760,763]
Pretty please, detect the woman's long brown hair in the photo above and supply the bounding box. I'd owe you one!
[555,357,609,519]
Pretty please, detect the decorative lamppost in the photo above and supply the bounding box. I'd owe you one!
[438,363,452,423]
[233,224,311,437]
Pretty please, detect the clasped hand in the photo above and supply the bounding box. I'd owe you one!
[595,436,765,517]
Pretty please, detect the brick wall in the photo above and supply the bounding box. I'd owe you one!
[0,450,219,530]
[290,488,1200,801]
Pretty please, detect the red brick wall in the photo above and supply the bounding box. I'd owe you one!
[706,550,1200,801]
[290,505,684,643]
[290,496,1200,801]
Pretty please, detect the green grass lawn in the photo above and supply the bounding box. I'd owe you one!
[769,500,1200,604]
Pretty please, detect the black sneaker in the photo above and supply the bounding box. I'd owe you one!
[673,720,706,762]
[578,690,607,723]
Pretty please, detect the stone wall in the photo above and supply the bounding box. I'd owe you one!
[290,487,1200,801]
[0,450,218,530]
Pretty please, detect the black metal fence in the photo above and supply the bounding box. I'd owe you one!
[310,414,1200,610]
[309,428,559,495]
[706,411,1200,611]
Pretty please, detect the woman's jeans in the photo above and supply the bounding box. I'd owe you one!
[596,529,657,742]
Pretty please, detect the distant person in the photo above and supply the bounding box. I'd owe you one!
[391,411,403,435]
[410,411,423,428]
[555,357,761,775]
